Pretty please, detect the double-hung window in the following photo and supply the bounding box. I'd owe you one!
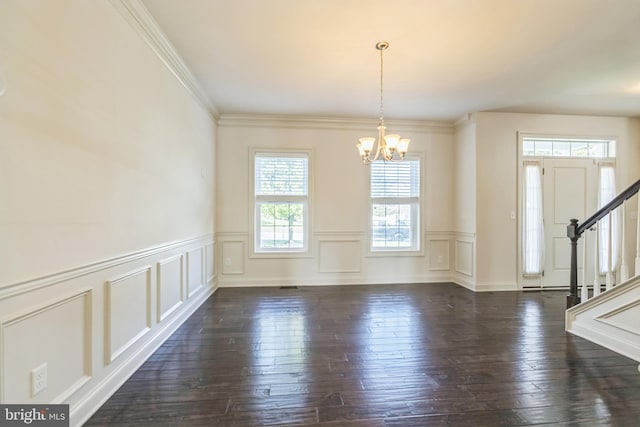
[370,157,421,251]
[254,151,309,253]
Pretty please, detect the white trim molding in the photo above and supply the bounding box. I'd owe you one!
[0,235,213,300]
[218,114,454,134]
[108,0,218,118]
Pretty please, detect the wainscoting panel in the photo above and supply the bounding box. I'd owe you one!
[0,234,215,426]
[318,240,361,273]
[1,290,92,404]
[157,255,184,322]
[205,242,215,283]
[105,267,151,364]
[187,247,204,298]
[455,239,474,277]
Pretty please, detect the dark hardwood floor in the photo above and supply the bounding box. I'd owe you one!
[85,283,640,426]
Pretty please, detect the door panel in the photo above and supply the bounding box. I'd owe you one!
[541,159,596,288]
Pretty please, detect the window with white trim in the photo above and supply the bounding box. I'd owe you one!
[370,158,420,251]
[522,137,615,158]
[254,152,309,253]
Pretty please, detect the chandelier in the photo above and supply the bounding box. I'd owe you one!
[357,41,410,164]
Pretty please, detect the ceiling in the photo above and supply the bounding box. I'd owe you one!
[142,0,640,122]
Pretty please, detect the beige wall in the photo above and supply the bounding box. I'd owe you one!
[474,112,640,290]
[216,116,456,286]
[452,116,477,288]
[0,1,216,286]
[0,2,216,424]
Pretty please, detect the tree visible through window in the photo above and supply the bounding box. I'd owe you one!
[254,153,308,252]
[370,158,420,251]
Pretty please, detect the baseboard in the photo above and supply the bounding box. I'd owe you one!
[474,281,518,292]
[218,275,454,288]
[451,274,476,291]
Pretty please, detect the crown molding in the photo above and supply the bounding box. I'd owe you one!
[454,112,476,130]
[109,0,219,119]
[217,114,454,134]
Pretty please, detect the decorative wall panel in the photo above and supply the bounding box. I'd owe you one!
[186,247,204,298]
[318,240,361,273]
[157,255,184,322]
[105,267,151,363]
[455,240,474,277]
[205,242,215,283]
[1,290,92,403]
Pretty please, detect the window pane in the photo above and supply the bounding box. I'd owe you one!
[370,160,420,198]
[371,204,413,249]
[522,164,543,275]
[535,140,553,156]
[570,142,589,157]
[255,156,308,196]
[553,141,570,157]
[522,140,535,156]
[598,166,619,274]
[258,202,305,249]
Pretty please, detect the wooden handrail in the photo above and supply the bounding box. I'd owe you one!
[567,178,640,308]
[577,179,640,235]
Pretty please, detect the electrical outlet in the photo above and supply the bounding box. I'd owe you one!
[437,255,443,264]
[31,363,47,396]
[224,258,232,267]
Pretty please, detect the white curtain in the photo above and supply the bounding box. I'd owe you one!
[598,164,620,274]
[523,162,544,275]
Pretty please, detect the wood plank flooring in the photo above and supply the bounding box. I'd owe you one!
[85,283,640,426]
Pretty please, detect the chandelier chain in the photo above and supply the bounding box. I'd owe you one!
[379,46,384,123]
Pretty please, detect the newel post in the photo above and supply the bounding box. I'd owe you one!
[567,218,581,308]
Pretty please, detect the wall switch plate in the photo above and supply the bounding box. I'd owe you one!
[31,363,47,396]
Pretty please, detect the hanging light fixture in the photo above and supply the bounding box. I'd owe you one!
[357,41,410,164]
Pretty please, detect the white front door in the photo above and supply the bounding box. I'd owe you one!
[523,158,597,288]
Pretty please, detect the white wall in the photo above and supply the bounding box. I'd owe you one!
[453,115,477,288]
[474,112,640,290]
[216,115,456,286]
[0,1,216,425]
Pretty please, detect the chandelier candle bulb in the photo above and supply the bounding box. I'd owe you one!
[397,138,410,157]
[357,41,409,164]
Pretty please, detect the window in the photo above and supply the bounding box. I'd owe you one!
[598,163,620,274]
[522,137,615,158]
[522,161,544,275]
[370,158,420,251]
[254,152,309,253]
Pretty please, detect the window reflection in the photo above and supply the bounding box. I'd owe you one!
[357,293,429,391]
[251,297,307,366]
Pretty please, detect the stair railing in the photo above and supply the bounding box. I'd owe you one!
[567,179,640,308]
